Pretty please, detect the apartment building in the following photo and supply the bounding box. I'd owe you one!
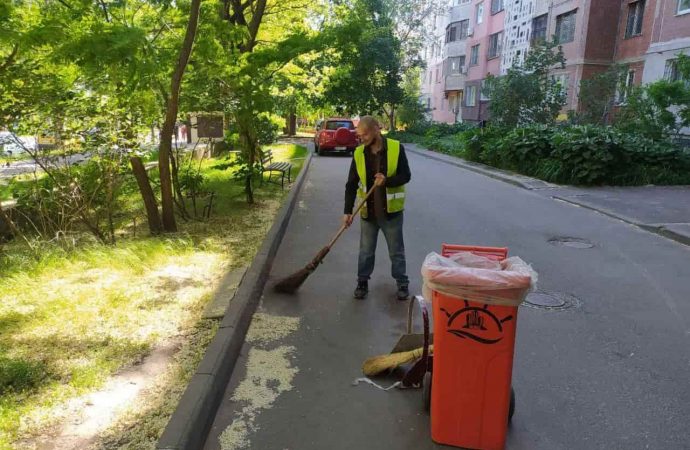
[420,0,690,125]
[420,0,473,123]
[462,0,506,123]
[643,0,690,84]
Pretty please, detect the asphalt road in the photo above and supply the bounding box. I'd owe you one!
[203,145,690,450]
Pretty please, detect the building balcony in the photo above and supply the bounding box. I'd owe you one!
[444,40,468,59]
[445,73,465,91]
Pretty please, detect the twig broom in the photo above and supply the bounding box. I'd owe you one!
[362,345,434,376]
[273,184,377,294]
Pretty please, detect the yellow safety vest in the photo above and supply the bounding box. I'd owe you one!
[353,138,406,219]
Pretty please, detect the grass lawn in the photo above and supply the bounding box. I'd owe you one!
[0,143,307,449]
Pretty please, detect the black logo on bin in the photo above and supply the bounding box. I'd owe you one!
[441,301,513,345]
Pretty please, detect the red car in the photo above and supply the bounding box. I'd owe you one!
[314,118,359,155]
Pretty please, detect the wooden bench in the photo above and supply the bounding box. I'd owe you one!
[260,150,292,189]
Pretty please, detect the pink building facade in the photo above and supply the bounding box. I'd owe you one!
[421,0,690,125]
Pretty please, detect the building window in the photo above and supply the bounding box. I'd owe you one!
[427,98,431,109]
[555,10,576,44]
[625,0,645,38]
[664,59,688,82]
[447,56,466,74]
[488,32,503,59]
[446,20,470,42]
[490,0,503,15]
[553,73,570,95]
[466,85,477,107]
[678,0,690,14]
[470,44,480,65]
[480,79,490,101]
[617,70,635,104]
[476,2,484,25]
[531,14,548,43]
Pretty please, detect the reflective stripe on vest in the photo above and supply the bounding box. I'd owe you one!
[353,139,406,219]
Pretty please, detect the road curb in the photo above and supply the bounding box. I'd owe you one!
[405,143,690,248]
[404,144,554,190]
[553,195,690,247]
[157,151,313,450]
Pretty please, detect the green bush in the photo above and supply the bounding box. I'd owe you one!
[394,123,690,186]
[424,122,474,139]
[0,356,47,394]
[496,124,554,171]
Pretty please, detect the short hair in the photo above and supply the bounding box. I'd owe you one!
[358,116,380,131]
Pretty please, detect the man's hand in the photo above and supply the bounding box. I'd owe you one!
[342,214,353,228]
[374,173,386,187]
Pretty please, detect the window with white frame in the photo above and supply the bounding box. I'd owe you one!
[664,59,681,81]
[488,32,503,59]
[678,0,690,14]
[617,70,635,104]
[625,0,645,38]
[555,10,576,44]
[664,59,689,83]
[470,44,480,65]
[466,85,477,106]
[476,2,484,24]
[480,79,490,101]
[490,0,503,15]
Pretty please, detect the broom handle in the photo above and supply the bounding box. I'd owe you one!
[326,184,378,249]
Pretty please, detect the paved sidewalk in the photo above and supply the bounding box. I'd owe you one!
[405,144,690,246]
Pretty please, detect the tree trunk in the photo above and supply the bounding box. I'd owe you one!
[288,106,297,136]
[388,105,396,131]
[158,0,203,232]
[0,201,22,242]
[130,156,162,234]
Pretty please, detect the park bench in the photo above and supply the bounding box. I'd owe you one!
[260,149,292,189]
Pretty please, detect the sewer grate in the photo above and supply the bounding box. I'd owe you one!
[523,291,581,311]
[548,237,594,249]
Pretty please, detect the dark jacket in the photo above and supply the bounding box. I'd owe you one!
[344,138,411,220]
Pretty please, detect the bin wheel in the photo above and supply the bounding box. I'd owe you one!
[423,372,432,413]
[509,388,515,422]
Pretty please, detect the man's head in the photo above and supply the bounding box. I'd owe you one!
[356,116,382,146]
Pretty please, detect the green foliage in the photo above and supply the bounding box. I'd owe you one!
[485,41,567,128]
[318,0,405,116]
[0,357,47,394]
[423,122,475,138]
[399,124,690,186]
[576,65,626,125]
[616,54,690,139]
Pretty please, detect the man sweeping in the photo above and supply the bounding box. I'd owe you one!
[343,116,411,301]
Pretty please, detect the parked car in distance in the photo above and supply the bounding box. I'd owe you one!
[313,118,359,155]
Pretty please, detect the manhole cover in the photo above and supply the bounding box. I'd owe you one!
[523,291,581,311]
[548,237,594,249]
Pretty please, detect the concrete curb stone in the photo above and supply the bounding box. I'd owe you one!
[405,143,690,247]
[157,151,313,450]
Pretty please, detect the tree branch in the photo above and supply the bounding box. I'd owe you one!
[0,44,19,73]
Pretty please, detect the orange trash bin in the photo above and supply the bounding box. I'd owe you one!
[422,244,534,450]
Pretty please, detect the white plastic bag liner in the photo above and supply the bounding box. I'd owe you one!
[422,252,538,307]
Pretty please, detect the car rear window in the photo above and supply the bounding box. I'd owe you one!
[325,121,354,130]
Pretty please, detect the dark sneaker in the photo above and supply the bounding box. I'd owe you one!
[396,284,409,301]
[354,281,368,299]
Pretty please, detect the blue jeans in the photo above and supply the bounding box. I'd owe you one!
[357,213,408,286]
